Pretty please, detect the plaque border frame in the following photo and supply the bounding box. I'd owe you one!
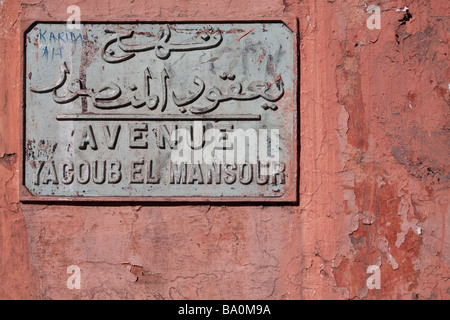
[19,18,299,204]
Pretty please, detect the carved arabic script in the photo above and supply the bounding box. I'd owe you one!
[102,25,223,62]
[30,25,285,115]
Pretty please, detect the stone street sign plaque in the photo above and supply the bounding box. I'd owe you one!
[21,21,298,202]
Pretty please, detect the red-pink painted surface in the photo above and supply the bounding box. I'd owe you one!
[0,0,448,299]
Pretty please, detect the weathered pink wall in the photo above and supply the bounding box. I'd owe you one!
[0,0,448,299]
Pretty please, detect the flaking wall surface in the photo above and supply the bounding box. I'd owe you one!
[0,0,448,299]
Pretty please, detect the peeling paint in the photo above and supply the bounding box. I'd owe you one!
[0,0,448,300]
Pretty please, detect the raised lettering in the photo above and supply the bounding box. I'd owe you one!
[271,163,285,185]
[33,160,45,185]
[41,160,59,184]
[170,162,187,184]
[206,163,221,184]
[79,125,98,150]
[76,160,90,184]
[129,123,148,149]
[239,164,253,185]
[157,125,177,149]
[146,160,160,184]
[92,160,106,184]
[255,161,270,185]
[130,160,144,184]
[59,160,74,184]
[188,163,204,184]
[223,163,236,184]
[108,160,121,183]
[103,124,121,150]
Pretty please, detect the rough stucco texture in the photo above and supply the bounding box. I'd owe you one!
[0,0,449,299]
